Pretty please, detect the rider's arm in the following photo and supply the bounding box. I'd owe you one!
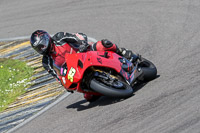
[52,32,87,45]
[42,55,60,81]
[52,32,89,52]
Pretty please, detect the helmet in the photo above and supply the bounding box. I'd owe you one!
[30,30,52,55]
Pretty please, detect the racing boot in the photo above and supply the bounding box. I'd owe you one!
[116,47,138,63]
[101,39,137,61]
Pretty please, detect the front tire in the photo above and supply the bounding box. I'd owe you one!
[90,78,133,98]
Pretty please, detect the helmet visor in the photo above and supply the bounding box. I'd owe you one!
[34,34,50,55]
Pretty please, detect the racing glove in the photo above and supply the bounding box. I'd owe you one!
[78,40,89,52]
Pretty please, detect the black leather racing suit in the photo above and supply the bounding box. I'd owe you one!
[42,32,87,81]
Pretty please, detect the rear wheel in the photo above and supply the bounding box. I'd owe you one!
[138,58,157,81]
[90,72,133,98]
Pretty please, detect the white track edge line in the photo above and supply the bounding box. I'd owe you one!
[7,91,71,133]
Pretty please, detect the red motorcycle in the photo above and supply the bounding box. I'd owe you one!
[55,49,157,101]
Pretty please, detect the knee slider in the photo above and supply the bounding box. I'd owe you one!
[101,39,113,48]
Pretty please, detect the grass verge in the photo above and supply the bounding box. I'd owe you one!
[0,58,34,112]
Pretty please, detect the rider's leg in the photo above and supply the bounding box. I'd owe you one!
[92,39,117,51]
[92,39,136,60]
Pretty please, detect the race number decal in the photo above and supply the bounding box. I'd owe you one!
[68,67,76,82]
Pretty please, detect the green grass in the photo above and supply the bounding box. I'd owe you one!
[0,58,34,112]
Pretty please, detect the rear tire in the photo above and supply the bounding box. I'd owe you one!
[139,58,157,81]
[90,78,133,98]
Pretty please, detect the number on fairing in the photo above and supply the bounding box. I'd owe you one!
[68,67,76,82]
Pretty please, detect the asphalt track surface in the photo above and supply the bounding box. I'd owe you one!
[1,0,200,133]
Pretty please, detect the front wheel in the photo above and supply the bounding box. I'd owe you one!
[90,73,133,98]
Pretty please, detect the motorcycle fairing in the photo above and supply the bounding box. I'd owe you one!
[62,51,137,92]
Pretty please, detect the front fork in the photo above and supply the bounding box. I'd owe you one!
[129,62,143,86]
[123,53,143,86]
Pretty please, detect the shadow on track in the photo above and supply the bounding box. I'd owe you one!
[66,96,125,111]
[65,76,160,111]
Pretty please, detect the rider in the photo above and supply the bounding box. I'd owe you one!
[30,30,135,101]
